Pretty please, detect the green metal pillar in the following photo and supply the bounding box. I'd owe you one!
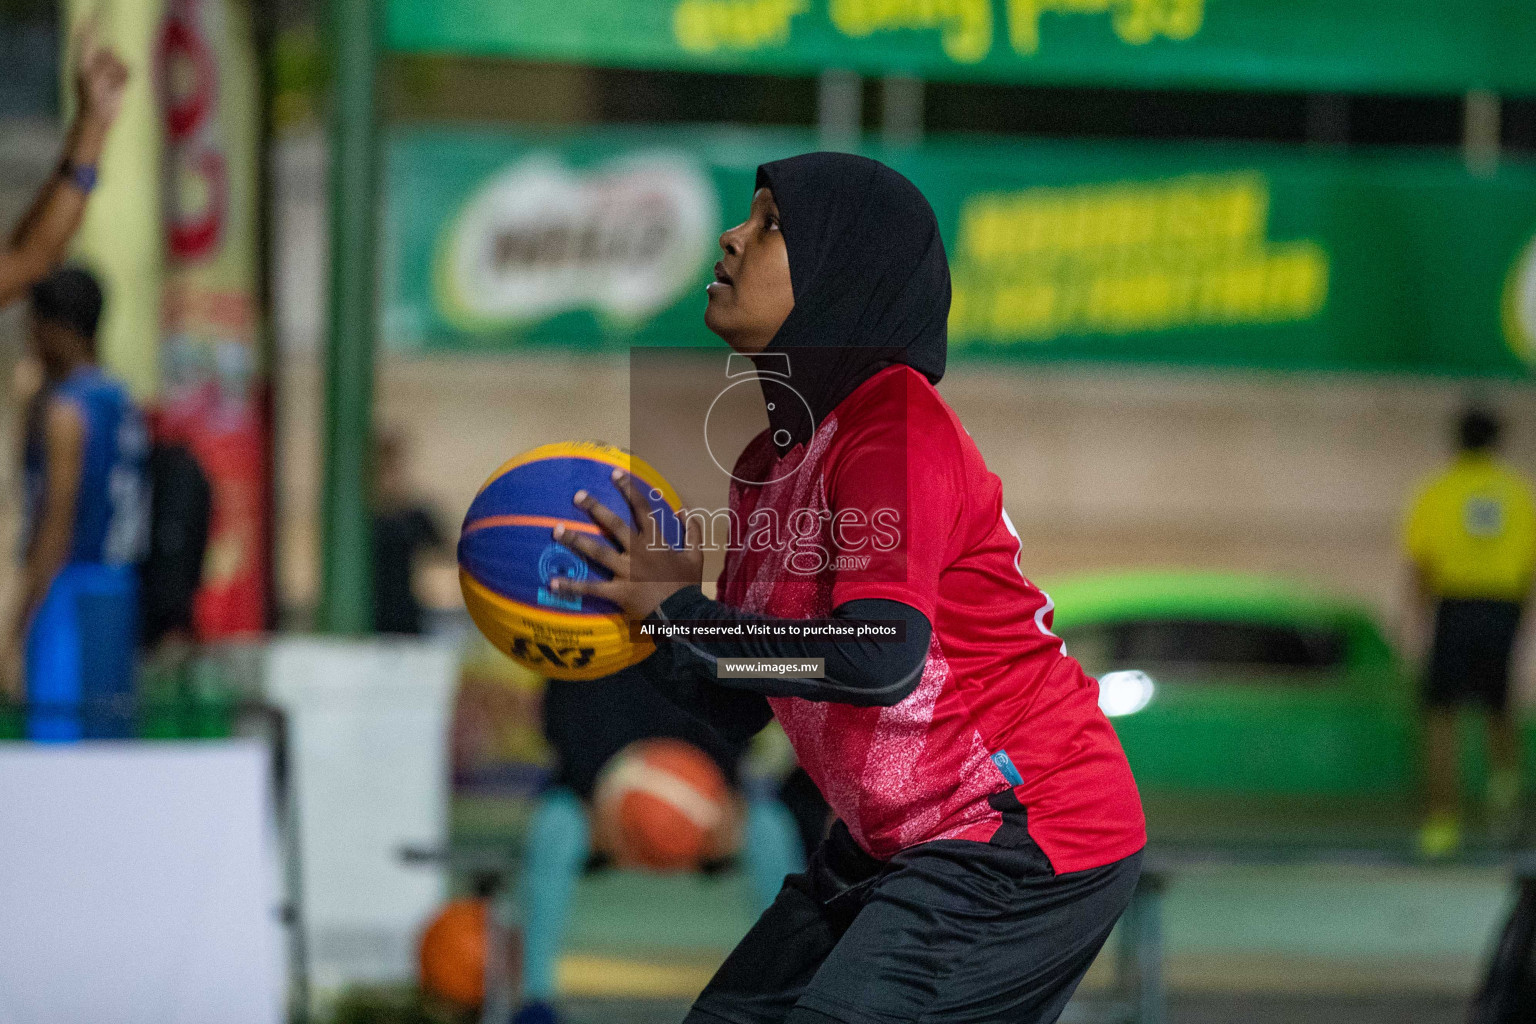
[318,0,381,633]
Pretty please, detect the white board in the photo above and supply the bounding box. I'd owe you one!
[0,742,286,1024]
[264,637,455,992]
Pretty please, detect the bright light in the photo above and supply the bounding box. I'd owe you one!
[1097,670,1156,717]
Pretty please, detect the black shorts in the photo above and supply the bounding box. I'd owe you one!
[685,795,1143,1024]
[1425,598,1524,712]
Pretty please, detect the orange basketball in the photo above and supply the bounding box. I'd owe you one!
[593,739,732,871]
[419,899,489,1008]
[419,898,523,1008]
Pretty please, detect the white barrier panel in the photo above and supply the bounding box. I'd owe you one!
[264,637,455,992]
[0,741,285,1024]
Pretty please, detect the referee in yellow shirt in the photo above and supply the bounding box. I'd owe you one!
[1405,408,1536,858]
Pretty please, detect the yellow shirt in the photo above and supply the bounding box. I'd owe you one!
[1404,453,1536,602]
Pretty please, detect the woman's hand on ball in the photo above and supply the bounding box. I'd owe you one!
[551,469,703,620]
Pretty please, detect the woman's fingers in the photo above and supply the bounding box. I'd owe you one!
[552,523,624,575]
[549,576,625,603]
[612,470,661,547]
[574,489,632,550]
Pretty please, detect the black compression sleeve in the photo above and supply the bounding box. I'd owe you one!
[649,586,931,708]
[630,629,775,745]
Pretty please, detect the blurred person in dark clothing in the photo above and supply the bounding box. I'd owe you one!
[139,428,211,652]
[133,429,213,736]
[0,24,127,308]
[514,666,805,1024]
[371,429,447,635]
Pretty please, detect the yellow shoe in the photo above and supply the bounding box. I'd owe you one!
[1418,813,1462,860]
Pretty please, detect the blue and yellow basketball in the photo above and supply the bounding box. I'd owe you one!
[457,441,684,680]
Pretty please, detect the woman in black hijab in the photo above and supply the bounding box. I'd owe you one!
[715,152,949,453]
[552,153,1145,1024]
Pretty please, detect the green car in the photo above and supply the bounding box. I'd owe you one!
[1045,571,1418,797]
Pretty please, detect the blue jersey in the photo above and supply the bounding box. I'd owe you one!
[24,366,150,567]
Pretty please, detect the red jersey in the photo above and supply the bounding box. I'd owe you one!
[718,366,1145,873]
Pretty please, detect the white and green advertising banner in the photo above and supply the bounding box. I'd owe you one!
[385,127,1536,378]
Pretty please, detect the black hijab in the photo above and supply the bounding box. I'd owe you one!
[753,153,950,454]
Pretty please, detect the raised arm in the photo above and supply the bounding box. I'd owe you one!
[0,23,128,307]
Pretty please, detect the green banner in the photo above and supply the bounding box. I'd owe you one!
[386,0,1536,96]
[384,127,1536,378]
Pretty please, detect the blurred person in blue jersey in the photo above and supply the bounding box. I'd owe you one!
[4,268,150,740]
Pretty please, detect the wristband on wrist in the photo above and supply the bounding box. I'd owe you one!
[59,159,98,194]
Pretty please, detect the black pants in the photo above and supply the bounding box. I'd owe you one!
[687,804,1142,1024]
[1425,598,1524,712]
